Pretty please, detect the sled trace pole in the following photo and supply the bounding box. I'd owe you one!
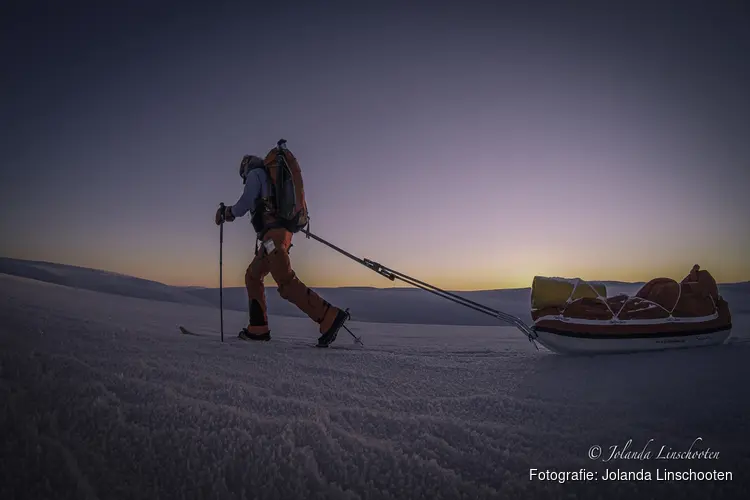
[300,228,538,347]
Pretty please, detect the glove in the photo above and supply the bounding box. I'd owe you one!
[215,205,236,225]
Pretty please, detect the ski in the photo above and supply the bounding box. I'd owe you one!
[178,325,364,349]
[178,325,203,336]
[310,343,364,350]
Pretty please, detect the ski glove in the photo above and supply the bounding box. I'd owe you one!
[215,205,236,225]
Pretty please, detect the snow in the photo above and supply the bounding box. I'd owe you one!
[1,272,749,499]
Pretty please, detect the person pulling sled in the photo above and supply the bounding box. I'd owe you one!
[215,139,350,347]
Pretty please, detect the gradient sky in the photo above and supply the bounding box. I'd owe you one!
[2,0,749,289]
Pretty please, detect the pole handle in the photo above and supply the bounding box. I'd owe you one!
[219,202,226,224]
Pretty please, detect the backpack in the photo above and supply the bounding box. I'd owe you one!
[260,139,309,233]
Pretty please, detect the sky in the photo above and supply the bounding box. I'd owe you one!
[1,0,749,289]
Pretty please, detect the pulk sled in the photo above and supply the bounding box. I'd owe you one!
[300,228,539,349]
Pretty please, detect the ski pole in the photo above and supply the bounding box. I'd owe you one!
[219,202,225,342]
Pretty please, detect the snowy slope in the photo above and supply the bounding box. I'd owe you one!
[2,275,749,499]
[0,257,213,308]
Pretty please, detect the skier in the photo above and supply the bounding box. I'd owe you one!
[214,141,350,347]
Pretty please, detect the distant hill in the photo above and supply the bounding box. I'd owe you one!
[1,257,747,325]
[0,258,213,308]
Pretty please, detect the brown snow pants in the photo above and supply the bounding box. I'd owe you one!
[244,228,340,335]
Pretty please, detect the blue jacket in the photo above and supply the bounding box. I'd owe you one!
[230,168,271,224]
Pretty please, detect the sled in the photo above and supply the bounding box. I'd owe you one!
[529,273,732,354]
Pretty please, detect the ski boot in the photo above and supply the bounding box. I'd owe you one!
[238,328,271,341]
[316,308,350,348]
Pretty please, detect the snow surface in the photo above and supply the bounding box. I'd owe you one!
[1,273,749,499]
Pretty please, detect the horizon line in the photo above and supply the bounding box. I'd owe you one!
[1,256,748,291]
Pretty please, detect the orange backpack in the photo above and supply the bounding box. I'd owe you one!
[262,139,309,233]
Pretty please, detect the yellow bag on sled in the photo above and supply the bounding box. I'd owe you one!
[531,276,607,310]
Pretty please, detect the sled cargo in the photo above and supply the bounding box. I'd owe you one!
[529,266,733,354]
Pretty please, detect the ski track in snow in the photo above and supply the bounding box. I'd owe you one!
[1,273,749,500]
